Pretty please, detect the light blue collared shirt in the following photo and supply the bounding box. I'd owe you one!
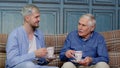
[6,26,48,68]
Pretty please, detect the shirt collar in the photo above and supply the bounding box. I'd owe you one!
[22,26,39,37]
[79,31,94,41]
[34,29,39,37]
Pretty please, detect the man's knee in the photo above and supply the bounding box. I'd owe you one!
[95,62,110,68]
[61,62,76,68]
[14,61,35,68]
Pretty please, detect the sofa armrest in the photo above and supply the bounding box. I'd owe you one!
[109,52,120,68]
[0,53,6,68]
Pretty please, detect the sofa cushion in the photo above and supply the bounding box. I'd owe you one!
[100,30,120,52]
[45,34,66,54]
[0,53,6,68]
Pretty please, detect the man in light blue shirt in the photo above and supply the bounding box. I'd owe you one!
[6,4,58,68]
[60,14,110,68]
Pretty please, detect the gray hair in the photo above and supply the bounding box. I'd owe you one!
[21,4,39,17]
[80,13,96,26]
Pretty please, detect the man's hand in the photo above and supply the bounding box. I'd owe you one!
[34,48,47,58]
[78,56,92,66]
[65,50,75,58]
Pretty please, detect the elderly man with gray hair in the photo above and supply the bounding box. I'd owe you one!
[60,14,110,68]
[6,4,58,68]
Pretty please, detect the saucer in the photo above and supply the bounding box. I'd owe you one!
[71,59,83,63]
[46,55,56,59]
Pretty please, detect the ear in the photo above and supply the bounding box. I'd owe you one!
[91,25,95,31]
[25,15,30,21]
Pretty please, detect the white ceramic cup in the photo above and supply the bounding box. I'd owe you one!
[74,51,82,62]
[47,47,54,58]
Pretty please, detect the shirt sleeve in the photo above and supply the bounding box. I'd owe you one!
[37,33,49,65]
[91,36,109,65]
[59,34,71,61]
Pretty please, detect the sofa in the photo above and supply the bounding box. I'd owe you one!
[0,30,120,68]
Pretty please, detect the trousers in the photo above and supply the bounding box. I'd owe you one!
[61,62,110,68]
[13,61,58,68]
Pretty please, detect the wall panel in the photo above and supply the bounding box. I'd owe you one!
[119,10,120,29]
[0,12,1,33]
[33,0,60,4]
[93,9,116,32]
[64,8,88,33]
[64,0,89,5]
[2,10,23,34]
[119,0,120,6]
[39,8,59,35]
[0,0,28,3]
[93,0,115,5]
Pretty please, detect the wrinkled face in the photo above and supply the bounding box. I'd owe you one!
[26,8,40,28]
[78,17,95,39]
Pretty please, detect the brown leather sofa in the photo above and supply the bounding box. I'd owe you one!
[0,30,120,68]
